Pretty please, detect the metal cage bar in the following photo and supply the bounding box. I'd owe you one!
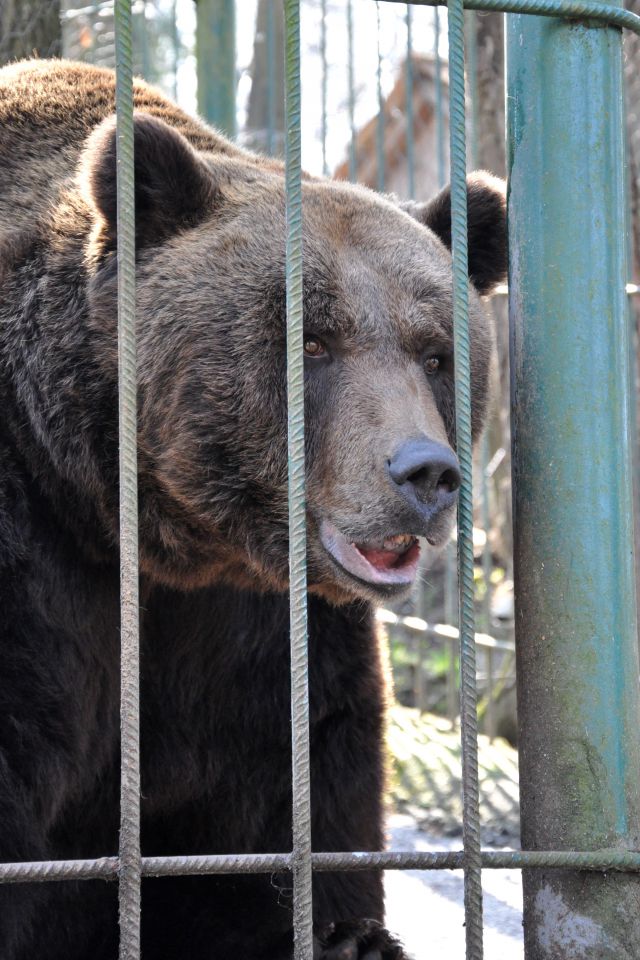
[2,844,640,887]
[113,2,140,958]
[446,2,483,956]
[284,1,314,956]
[385,0,640,34]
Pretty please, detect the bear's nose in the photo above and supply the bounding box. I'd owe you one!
[387,438,461,510]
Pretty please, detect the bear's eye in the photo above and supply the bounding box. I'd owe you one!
[424,356,441,375]
[303,337,326,358]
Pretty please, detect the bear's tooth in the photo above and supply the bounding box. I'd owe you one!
[383,534,411,551]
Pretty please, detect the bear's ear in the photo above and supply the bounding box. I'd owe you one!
[80,112,218,250]
[403,172,507,295]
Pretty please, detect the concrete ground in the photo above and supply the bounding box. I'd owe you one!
[385,814,524,960]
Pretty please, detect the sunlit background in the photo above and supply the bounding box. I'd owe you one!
[60,0,446,176]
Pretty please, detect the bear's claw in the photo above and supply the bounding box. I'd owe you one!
[314,919,408,960]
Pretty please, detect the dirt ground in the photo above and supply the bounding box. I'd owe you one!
[385,708,523,958]
[385,814,523,960]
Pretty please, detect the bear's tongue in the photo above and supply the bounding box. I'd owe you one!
[356,535,418,571]
[319,521,421,588]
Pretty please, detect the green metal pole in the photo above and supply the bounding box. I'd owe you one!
[196,0,236,137]
[507,12,640,958]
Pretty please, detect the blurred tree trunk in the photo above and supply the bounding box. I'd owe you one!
[0,0,61,66]
[469,11,512,577]
[245,0,284,156]
[625,11,640,284]
[473,11,505,178]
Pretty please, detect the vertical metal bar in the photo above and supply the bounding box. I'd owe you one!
[434,6,445,189]
[466,9,493,639]
[376,1,385,192]
[480,435,492,634]
[405,4,415,200]
[266,0,276,156]
[507,11,640,958]
[486,647,495,742]
[114,1,140,957]
[321,0,328,176]
[196,0,236,137]
[284,1,313,958]
[171,0,179,101]
[445,544,458,725]
[466,9,479,169]
[436,0,454,719]
[447,1,483,958]
[347,0,357,182]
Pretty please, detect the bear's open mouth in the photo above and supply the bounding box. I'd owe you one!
[319,520,420,589]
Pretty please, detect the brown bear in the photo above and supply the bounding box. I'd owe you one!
[0,59,506,960]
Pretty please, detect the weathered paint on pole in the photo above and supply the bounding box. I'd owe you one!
[196,0,236,137]
[507,13,640,958]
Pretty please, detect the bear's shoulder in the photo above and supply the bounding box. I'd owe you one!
[0,59,275,238]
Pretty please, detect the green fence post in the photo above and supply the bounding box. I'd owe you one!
[507,11,640,958]
[196,0,236,137]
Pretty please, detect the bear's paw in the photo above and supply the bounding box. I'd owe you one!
[313,919,409,960]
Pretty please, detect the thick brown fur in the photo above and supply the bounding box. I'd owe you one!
[0,60,506,959]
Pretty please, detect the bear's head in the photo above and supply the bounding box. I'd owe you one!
[81,114,506,603]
